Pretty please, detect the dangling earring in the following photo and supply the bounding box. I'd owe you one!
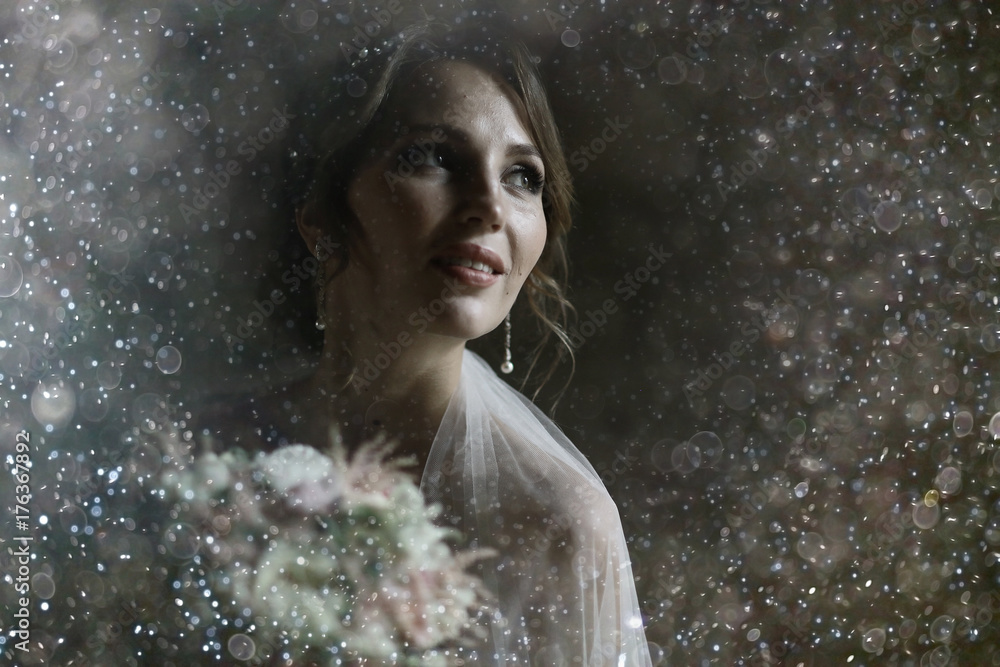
[501,312,513,374]
[314,241,328,331]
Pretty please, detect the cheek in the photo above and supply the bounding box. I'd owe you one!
[348,184,406,249]
[523,214,548,273]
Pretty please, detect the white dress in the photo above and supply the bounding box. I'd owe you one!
[421,349,653,666]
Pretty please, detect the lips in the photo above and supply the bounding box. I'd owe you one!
[430,242,506,287]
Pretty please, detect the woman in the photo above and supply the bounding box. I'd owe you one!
[203,22,653,666]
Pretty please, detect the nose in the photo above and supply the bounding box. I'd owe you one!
[457,167,504,231]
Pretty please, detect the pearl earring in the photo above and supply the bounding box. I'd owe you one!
[501,312,513,374]
[314,242,328,331]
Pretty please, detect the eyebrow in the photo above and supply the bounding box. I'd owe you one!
[395,123,543,162]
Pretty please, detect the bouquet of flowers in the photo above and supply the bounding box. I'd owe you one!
[69,428,491,666]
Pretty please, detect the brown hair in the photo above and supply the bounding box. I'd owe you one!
[298,21,576,401]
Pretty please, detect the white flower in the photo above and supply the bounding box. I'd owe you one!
[244,539,348,637]
[197,451,232,489]
[256,443,344,514]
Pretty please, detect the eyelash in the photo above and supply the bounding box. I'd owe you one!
[506,164,545,195]
[397,142,545,195]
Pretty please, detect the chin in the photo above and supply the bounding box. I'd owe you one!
[425,306,505,342]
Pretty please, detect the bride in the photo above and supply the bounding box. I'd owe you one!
[200,22,653,666]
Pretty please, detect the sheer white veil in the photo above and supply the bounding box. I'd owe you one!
[421,348,653,666]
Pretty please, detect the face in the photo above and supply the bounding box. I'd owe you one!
[328,59,548,343]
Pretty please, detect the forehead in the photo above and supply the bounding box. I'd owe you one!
[381,59,535,141]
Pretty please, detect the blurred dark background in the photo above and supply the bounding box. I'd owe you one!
[3,0,1000,664]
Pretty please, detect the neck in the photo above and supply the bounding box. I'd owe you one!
[302,326,466,470]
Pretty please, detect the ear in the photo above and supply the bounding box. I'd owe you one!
[296,203,323,257]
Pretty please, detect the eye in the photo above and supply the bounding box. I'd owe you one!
[397,141,449,170]
[503,164,545,194]
[423,145,447,168]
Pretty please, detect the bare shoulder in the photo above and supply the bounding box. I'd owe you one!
[491,420,625,550]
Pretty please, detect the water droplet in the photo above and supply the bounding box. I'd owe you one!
[963,179,993,209]
[989,412,1000,439]
[78,387,109,422]
[787,418,807,441]
[949,243,976,273]
[912,500,940,529]
[925,645,951,667]
[180,103,210,132]
[347,77,368,97]
[58,504,88,535]
[721,375,755,410]
[163,522,201,559]
[911,20,941,55]
[796,532,825,562]
[46,37,76,71]
[671,440,702,473]
[796,268,830,298]
[658,55,687,85]
[840,187,871,224]
[873,200,901,232]
[156,345,183,374]
[803,25,842,57]
[953,410,974,437]
[981,324,1000,352]
[127,441,163,479]
[561,29,581,48]
[97,360,122,389]
[935,467,961,496]
[31,376,76,429]
[0,256,24,297]
[929,615,955,642]
[132,392,170,431]
[650,439,679,473]
[689,431,724,467]
[861,627,886,652]
[32,572,56,600]
[764,48,801,95]
[616,32,656,69]
[228,633,256,660]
